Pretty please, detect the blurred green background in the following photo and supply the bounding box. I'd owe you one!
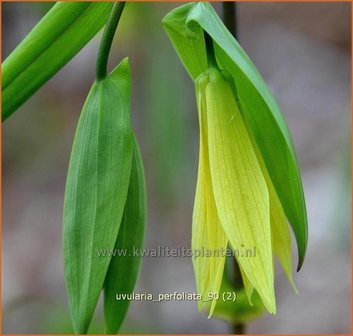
[2,2,351,334]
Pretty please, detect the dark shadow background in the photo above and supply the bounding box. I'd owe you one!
[2,2,351,334]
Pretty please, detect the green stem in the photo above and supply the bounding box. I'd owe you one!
[96,2,125,80]
[233,323,245,334]
[232,258,246,334]
[205,32,217,68]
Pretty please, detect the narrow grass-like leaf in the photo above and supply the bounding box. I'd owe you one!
[104,134,146,334]
[63,58,132,334]
[2,2,113,121]
[163,2,307,269]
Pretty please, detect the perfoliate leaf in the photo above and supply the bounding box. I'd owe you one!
[163,2,307,269]
[104,134,146,334]
[2,2,113,121]
[63,58,132,334]
[200,68,275,313]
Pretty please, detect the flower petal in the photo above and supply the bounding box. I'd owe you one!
[205,68,275,313]
[249,132,298,291]
[192,74,228,315]
[270,191,298,292]
[239,263,254,305]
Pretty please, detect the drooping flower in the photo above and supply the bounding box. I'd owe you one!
[193,66,297,316]
[163,2,307,317]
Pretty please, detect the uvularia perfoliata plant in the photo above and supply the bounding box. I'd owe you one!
[2,1,309,332]
[163,2,307,316]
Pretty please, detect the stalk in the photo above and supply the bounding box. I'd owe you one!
[96,2,125,80]
[205,32,217,68]
[232,260,245,334]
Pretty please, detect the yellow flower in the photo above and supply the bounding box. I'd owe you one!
[192,67,296,317]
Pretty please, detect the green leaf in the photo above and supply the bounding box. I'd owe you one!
[63,58,132,334]
[2,2,113,121]
[162,2,308,269]
[103,134,146,334]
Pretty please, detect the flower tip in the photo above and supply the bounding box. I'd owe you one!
[262,297,276,315]
[267,301,277,315]
[207,307,215,319]
[207,300,218,319]
[290,279,300,295]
